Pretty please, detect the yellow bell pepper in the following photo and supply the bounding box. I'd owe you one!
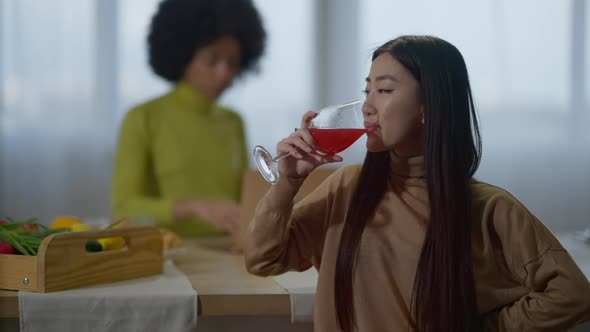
[98,237,126,251]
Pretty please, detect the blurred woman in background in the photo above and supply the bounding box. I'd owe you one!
[112,0,266,237]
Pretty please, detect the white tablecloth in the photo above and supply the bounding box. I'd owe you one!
[556,232,590,279]
[19,259,197,332]
[272,268,318,323]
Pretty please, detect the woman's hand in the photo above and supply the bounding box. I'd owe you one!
[173,199,241,235]
[277,111,343,180]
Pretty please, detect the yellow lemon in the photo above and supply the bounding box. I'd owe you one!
[50,216,82,230]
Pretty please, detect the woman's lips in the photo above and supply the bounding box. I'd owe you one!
[364,122,378,133]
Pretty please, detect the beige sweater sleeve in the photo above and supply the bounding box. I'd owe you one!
[483,192,590,331]
[245,166,357,276]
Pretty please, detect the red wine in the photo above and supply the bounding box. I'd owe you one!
[309,128,366,155]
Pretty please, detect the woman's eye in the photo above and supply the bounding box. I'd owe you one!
[230,60,240,70]
[362,89,393,95]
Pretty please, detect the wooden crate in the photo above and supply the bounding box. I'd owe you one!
[0,226,163,292]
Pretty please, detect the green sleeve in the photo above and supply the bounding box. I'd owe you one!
[237,113,249,199]
[111,107,174,223]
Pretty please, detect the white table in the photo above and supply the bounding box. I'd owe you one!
[556,232,590,280]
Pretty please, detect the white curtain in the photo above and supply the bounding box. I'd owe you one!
[1,0,588,232]
[0,0,113,223]
[0,0,317,224]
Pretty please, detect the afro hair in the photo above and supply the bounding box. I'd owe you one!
[147,0,266,82]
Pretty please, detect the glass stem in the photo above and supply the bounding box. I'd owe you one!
[272,152,290,163]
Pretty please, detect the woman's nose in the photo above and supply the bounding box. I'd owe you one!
[362,102,376,117]
[215,62,236,83]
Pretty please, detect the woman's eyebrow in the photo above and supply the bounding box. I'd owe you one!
[365,74,399,82]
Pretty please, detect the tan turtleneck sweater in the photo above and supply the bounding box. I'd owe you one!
[245,156,590,331]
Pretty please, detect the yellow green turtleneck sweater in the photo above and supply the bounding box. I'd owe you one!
[111,81,248,236]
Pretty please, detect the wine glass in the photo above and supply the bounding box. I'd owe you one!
[253,99,365,184]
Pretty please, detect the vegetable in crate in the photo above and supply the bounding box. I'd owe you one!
[50,216,82,230]
[0,217,68,255]
[86,240,103,252]
[0,240,16,254]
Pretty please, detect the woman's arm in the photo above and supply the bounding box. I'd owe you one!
[245,112,345,275]
[485,196,590,331]
[244,174,313,276]
[112,108,175,222]
[244,166,356,276]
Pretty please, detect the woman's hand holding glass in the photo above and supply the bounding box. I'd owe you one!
[275,112,343,182]
[254,100,365,184]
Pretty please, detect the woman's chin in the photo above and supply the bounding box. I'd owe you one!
[366,141,387,153]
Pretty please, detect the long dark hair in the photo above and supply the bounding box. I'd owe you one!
[334,35,482,332]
